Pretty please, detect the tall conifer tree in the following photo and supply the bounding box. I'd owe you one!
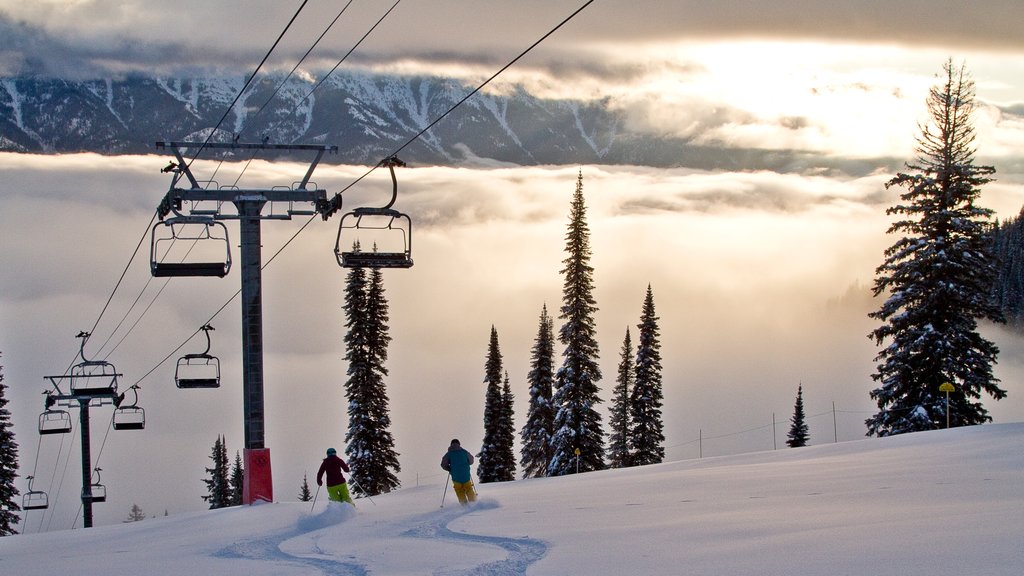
[549,172,605,475]
[344,262,401,496]
[201,435,230,509]
[868,60,1005,435]
[787,384,809,448]
[497,371,517,481]
[0,356,21,536]
[607,328,633,469]
[478,326,507,483]
[229,451,244,506]
[629,285,664,466]
[520,305,556,478]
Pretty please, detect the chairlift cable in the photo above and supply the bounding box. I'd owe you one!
[184,0,312,168]
[228,0,395,187]
[238,0,359,140]
[322,0,596,205]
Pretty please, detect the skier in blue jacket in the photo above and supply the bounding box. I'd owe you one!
[441,439,476,505]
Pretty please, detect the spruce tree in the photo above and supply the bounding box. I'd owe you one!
[201,435,230,509]
[496,371,517,481]
[478,326,506,483]
[629,285,665,466]
[787,384,809,448]
[607,328,633,469]
[229,451,244,506]
[0,355,21,536]
[992,208,1024,325]
[520,304,556,478]
[344,261,402,496]
[124,503,146,523]
[298,473,312,502]
[868,60,1005,436]
[549,172,605,476]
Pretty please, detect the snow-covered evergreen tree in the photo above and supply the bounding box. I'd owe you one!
[520,304,556,478]
[344,260,401,496]
[298,473,312,502]
[992,208,1024,326]
[607,328,633,469]
[787,384,809,448]
[229,451,244,506]
[629,285,664,466]
[0,356,20,536]
[549,172,605,476]
[124,503,146,523]
[868,60,1005,436]
[201,435,230,509]
[478,326,507,483]
[497,371,517,481]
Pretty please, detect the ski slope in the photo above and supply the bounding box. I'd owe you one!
[3,423,1022,575]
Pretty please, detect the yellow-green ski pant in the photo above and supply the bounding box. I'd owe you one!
[327,482,354,505]
[453,480,476,505]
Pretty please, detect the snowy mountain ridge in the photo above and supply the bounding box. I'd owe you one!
[0,70,855,172]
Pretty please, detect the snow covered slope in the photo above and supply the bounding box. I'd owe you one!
[3,423,1022,575]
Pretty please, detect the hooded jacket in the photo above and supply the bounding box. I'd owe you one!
[317,454,351,487]
[441,442,474,484]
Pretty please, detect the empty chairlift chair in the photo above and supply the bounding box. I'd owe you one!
[334,156,413,269]
[150,216,231,278]
[84,468,106,503]
[38,409,72,435]
[176,324,220,389]
[22,476,49,510]
[112,385,145,431]
[69,359,119,398]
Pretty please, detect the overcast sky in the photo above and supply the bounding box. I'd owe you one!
[2,1,1024,529]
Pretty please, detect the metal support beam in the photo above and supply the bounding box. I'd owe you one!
[79,399,93,528]
[238,199,266,452]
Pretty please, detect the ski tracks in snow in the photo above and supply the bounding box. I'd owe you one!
[402,500,548,576]
[213,499,547,576]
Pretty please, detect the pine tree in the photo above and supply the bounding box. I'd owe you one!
[229,451,244,506]
[549,172,605,476]
[124,503,146,523]
[607,328,633,469]
[0,355,21,536]
[497,371,517,481]
[478,326,506,483]
[343,261,401,497]
[992,208,1024,325]
[520,304,556,478]
[630,285,665,466]
[298,473,312,502]
[787,384,809,448]
[201,435,230,509]
[868,60,1005,436]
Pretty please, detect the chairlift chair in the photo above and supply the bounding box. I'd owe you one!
[176,324,220,389]
[84,469,106,503]
[38,409,72,435]
[22,477,49,510]
[335,207,414,268]
[150,216,232,278]
[112,385,145,430]
[69,360,119,397]
[334,157,413,269]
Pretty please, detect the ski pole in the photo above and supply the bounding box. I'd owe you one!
[441,473,451,508]
[311,485,320,513]
[350,480,375,505]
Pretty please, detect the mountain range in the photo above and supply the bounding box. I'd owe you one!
[0,71,878,172]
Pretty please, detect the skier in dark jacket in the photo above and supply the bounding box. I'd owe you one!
[317,447,354,506]
[440,439,476,505]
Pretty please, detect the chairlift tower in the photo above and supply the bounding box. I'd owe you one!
[42,332,126,528]
[154,141,336,504]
